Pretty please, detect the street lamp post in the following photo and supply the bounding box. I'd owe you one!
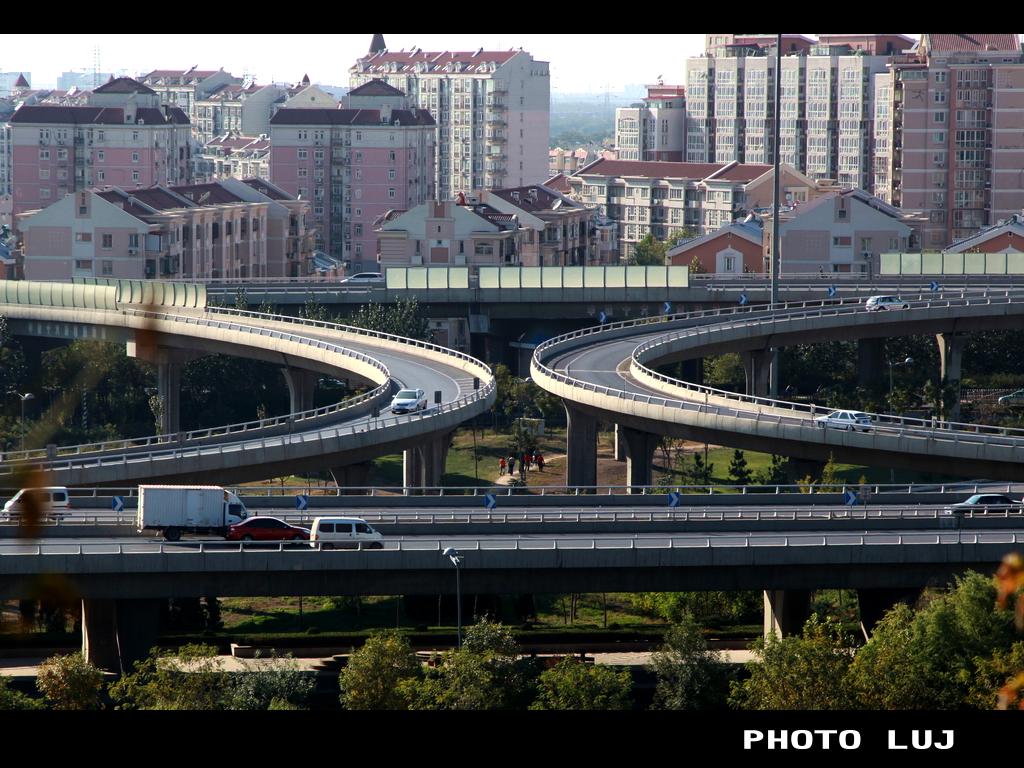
[8,391,34,452]
[442,547,463,649]
[887,357,913,483]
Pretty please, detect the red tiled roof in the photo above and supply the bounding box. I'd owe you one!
[544,173,571,193]
[14,74,29,88]
[270,108,434,126]
[170,183,245,205]
[577,159,727,180]
[241,178,292,201]
[12,104,189,126]
[925,34,1020,53]
[491,185,580,213]
[93,77,156,95]
[707,163,772,183]
[348,79,406,97]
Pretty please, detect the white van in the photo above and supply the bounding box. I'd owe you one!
[310,517,384,549]
[3,487,71,520]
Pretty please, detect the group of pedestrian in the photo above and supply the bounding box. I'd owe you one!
[498,451,545,480]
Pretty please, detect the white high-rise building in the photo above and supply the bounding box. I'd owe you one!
[349,35,550,200]
[615,84,686,161]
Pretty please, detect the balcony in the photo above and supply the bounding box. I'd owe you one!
[486,113,507,126]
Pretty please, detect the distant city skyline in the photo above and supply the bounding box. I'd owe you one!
[2,34,922,94]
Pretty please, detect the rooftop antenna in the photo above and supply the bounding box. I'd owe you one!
[93,45,101,88]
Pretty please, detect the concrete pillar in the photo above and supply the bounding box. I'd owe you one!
[763,589,812,638]
[330,462,372,493]
[155,360,182,435]
[741,350,773,397]
[857,588,921,641]
[403,433,451,491]
[565,406,598,490]
[613,424,626,462]
[620,427,660,492]
[936,333,965,422]
[679,358,704,386]
[857,338,885,390]
[82,598,162,673]
[281,368,319,414]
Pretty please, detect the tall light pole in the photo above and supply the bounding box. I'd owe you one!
[8,391,34,452]
[442,547,463,649]
[887,357,913,483]
[768,32,783,396]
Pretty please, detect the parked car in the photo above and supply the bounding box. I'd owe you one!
[340,272,384,285]
[309,517,383,549]
[3,487,71,521]
[815,409,873,432]
[946,494,1024,514]
[225,516,309,542]
[998,389,1024,405]
[391,388,428,414]
[865,295,910,312]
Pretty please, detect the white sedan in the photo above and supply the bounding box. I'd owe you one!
[391,388,428,414]
[815,409,873,432]
[865,295,910,312]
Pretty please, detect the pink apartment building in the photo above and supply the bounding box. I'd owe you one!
[17,179,311,280]
[8,77,192,217]
[873,33,1024,248]
[269,79,435,273]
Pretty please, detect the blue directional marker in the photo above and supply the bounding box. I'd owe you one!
[827,285,838,298]
[663,301,673,315]
[112,496,125,512]
[738,293,749,307]
[843,489,859,507]
[667,491,681,508]
[295,494,309,511]
[930,280,941,292]
[483,493,497,510]
[598,310,608,324]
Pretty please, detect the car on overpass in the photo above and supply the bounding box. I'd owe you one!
[391,388,428,414]
[815,409,873,432]
[865,295,910,312]
[225,516,310,542]
[3,487,71,521]
[998,389,1024,405]
[339,272,384,285]
[946,493,1024,515]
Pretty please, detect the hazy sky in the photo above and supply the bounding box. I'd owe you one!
[0,33,778,93]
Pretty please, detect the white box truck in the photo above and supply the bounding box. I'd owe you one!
[137,485,248,541]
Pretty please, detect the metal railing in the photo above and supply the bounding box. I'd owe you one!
[0,305,495,476]
[2,530,1021,556]
[533,291,1024,453]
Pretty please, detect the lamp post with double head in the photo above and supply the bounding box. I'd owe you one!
[8,391,34,452]
[442,547,463,649]
[887,357,913,483]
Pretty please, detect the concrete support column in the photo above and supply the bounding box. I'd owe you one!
[82,598,162,673]
[763,589,812,639]
[679,358,704,386]
[936,333,965,422]
[330,461,372,494]
[620,427,660,492]
[857,588,921,641]
[156,360,182,435]
[403,433,451,491]
[741,349,773,397]
[565,406,598,490]
[281,368,319,414]
[613,424,626,462]
[857,338,885,390]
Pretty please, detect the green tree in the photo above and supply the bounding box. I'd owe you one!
[0,676,41,710]
[36,653,105,710]
[0,314,27,404]
[682,451,713,485]
[688,253,707,275]
[402,618,539,710]
[730,616,855,710]
[530,656,632,710]
[299,296,331,322]
[630,234,666,266]
[727,449,751,485]
[702,353,745,392]
[753,454,790,486]
[109,644,229,710]
[347,297,431,342]
[818,453,842,493]
[339,631,420,710]
[227,653,314,710]
[848,572,1019,709]
[649,613,727,710]
[666,228,696,248]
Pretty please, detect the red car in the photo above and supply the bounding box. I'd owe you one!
[225,516,310,542]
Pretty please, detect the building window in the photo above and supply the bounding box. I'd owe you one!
[388,169,396,180]
[132,152,139,163]
[132,170,140,183]
[389,151,396,163]
[129,234,139,248]
[388,188,396,199]
[75,232,92,242]
[97,131,104,141]
[102,260,113,275]
[40,188,51,199]
[74,259,92,270]
[298,168,308,177]
[102,234,113,249]
[97,150,105,161]
[39,169,50,179]
[298,149,307,160]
